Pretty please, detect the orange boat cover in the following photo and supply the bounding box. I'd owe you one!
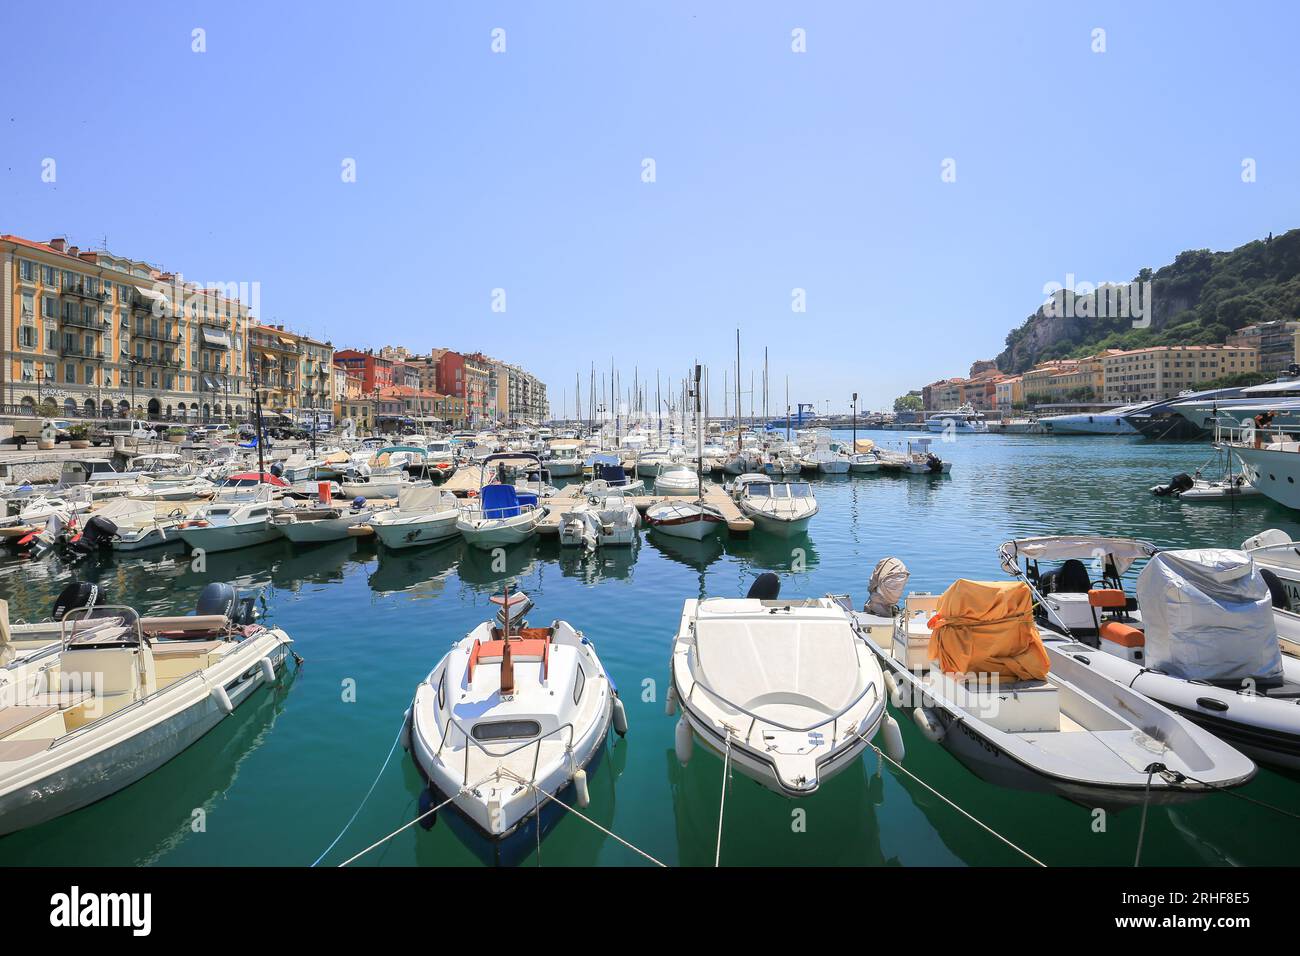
[926,579,1050,681]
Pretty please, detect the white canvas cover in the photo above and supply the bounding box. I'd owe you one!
[1135,549,1283,682]
[1000,535,1158,575]
[866,557,910,615]
[398,484,448,513]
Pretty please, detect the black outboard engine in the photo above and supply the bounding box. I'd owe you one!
[926,454,944,473]
[1152,472,1194,497]
[71,515,118,555]
[1260,568,1292,612]
[746,572,781,600]
[1039,558,1091,595]
[52,581,100,621]
[197,582,258,626]
[269,463,284,478]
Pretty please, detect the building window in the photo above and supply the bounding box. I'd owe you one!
[64,364,75,384]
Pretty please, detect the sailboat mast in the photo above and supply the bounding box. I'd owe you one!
[735,329,741,451]
[694,364,703,501]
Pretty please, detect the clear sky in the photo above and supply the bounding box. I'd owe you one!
[3,1,1298,415]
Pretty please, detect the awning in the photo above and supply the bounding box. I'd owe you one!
[136,287,170,309]
[999,536,1159,575]
[278,336,295,347]
[201,374,220,391]
[201,327,231,348]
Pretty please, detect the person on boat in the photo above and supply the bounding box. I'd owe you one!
[1254,409,1277,448]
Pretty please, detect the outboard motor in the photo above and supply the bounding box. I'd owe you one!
[197,582,237,621]
[1039,558,1091,595]
[269,463,284,478]
[746,572,781,600]
[71,515,118,555]
[351,496,367,511]
[865,557,910,616]
[197,581,259,626]
[1152,472,1194,497]
[926,454,944,473]
[1260,567,1292,612]
[52,581,101,621]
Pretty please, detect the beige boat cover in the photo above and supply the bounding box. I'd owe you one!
[927,579,1050,681]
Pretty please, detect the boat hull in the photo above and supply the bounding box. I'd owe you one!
[456,513,541,549]
[371,513,460,549]
[177,521,282,553]
[0,633,291,836]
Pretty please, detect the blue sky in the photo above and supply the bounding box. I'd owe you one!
[3,1,1298,414]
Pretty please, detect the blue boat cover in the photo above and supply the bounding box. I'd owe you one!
[480,483,522,519]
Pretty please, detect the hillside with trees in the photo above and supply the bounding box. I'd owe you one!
[995,228,1300,374]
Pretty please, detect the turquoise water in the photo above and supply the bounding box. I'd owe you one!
[2,429,1298,867]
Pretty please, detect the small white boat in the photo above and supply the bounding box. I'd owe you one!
[925,403,988,434]
[804,431,851,474]
[456,454,545,550]
[271,495,385,544]
[403,590,624,864]
[581,459,644,497]
[176,485,285,554]
[848,454,880,474]
[91,497,191,552]
[369,485,462,550]
[545,444,584,478]
[644,499,723,540]
[874,565,1256,808]
[1006,535,1300,772]
[669,579,890,796]
[559,493,640,551]
[653,462,699,496]
[0,585,294,836]
[736,478,818,536]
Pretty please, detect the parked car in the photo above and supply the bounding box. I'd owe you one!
[5,418,72,448]
[90,419,155,445]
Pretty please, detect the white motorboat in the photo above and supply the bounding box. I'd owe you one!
[848,453,881,473]
[545,444,584,478]
[1150,445,1261,502]
[1039,406,1141,435]
[271,495,385,544]
[403,590,624,864]
[653,462,699,496]
[668,580,891,797]
[559,493,640,551]
[0,585,294,836]
[369,485,462,550]
[1224,430,1300,509]
[804,431,851,474]
[736,478,818,536]
[456,454,545,550]
[636,448,670,479]
[580,459,644,497]
[91,497,191,551]
[1002,535,1300,773]
[874,562,1256,807]
[883,438,951,474]
[176,485,285,553]
[925,403,989,434]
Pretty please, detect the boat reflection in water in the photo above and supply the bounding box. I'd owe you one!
[665,742,887,866]
[645,532,723,571]
[551,539,639,584]
[455,540,538,589]
[368,538,462,598]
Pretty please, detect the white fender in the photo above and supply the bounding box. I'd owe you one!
[883,672,903,710]
[210,684,233,715]
[882,712,905,763]
[912,706,946,743]
[574,769,590,808]
[259,657,276,684]
[674,716,694,766]
[664,684,678,717]
[612,696,628,736]
[400,707,412,752]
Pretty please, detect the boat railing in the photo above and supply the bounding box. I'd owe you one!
[436,710,579,787]
[1214,421,1291,448]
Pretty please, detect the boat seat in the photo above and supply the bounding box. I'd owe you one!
[1087,589,1127,609]
[0,704,59,739]
[1100,621,1144,648]
[150,640,224,659]
[468,638,550,680]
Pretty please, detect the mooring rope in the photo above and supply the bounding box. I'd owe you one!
[500,769,668,867]
[311,719,406,867]
[859,733,1047,867]
[336,777,497,867]
[1133,766,1156,867]
[715,736,733,867]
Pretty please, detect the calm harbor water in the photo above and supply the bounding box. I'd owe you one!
[2,428,1298,867]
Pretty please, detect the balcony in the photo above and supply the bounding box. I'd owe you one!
[60,312,109,331]
[131,325,182,343]
[61,283,107,301]
[59,344,106,360]
[130,354,185,369]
